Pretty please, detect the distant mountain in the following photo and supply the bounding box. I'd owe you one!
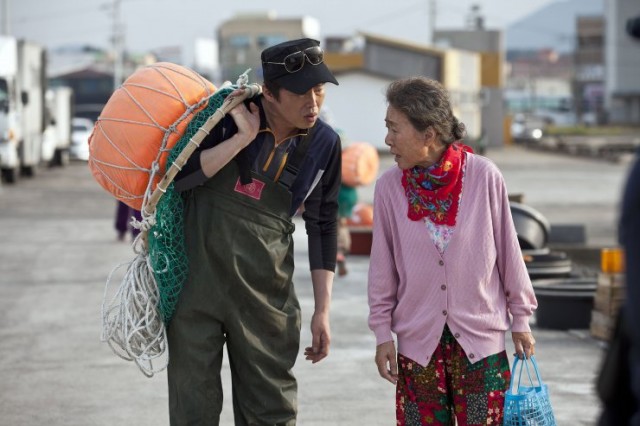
[506,0,603,52]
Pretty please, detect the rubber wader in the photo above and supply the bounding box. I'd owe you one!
[167,159,301,426]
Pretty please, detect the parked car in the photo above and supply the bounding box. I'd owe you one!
[511,114,545,145]
[70,117,93,161]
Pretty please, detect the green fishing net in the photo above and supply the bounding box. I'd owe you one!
[148,86,234,324]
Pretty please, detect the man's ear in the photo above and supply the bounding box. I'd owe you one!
[261,85,275,103]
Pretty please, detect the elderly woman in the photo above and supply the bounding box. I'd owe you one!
[368,77,537,425]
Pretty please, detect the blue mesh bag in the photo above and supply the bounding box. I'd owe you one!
[504,355,557,426]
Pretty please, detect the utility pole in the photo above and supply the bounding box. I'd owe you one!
[429,0,436,44]
[467,4,485,31]
[1,0,10,36]
[112,0,124,90]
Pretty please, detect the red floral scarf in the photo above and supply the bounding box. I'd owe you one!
[401,143,473,225]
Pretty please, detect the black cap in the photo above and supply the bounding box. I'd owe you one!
[261,38,338,95]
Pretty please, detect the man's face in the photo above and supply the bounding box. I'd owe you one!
[271,84,326,130]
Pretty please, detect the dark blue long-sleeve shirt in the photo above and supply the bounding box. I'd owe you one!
[174,96,341,271]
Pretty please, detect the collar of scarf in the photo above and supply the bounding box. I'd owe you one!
[401,143,473,225]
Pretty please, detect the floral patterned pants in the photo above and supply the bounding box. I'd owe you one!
[396,326,511,425]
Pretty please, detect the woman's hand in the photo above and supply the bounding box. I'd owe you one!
[375,341,398,385]
[512,331,536,359]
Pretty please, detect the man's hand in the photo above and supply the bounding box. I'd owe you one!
[304,310,330,363]
[512,331,536,359]
[375,340,398,385]
[227,101,260,148]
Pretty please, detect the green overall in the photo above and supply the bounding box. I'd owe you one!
[167,159,301,426]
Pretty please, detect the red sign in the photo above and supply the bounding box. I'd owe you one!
[234,177,265,200]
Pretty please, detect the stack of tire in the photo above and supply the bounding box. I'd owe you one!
[510,202,597,330]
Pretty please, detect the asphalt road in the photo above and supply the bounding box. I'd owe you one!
[0,144,633,425]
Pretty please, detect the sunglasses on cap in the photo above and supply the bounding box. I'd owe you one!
[264,46,324,73]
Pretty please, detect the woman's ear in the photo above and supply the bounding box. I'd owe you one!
[423,127,435,144]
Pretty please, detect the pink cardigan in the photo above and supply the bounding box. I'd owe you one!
[367,153,537,366]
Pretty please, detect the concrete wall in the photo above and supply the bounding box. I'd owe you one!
[323,72,390,150]
[443,50,482,140]
[434,30,502,53]
[364,41,442,81]
[605,0,640,123]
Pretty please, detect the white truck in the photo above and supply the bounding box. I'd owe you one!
[0,36,46,183]
[42,86,74,167]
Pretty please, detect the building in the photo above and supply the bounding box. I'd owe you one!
[605,0,640,124]
[47,45,146,121]
[49,66,114,122]
[504,49,574,125]
[323,33,481,150]
[573,16,605,125]
[217,11,320,84]
[214,15,481,149]
[433,28,505,146]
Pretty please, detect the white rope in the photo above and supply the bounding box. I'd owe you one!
[101,242,167,377]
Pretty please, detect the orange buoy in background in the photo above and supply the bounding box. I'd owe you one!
[341,142,380,187]
[347,202,374,227]
[88,62,216,210]
[346,202,374,255]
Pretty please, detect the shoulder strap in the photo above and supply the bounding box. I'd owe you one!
[277,124,317,190]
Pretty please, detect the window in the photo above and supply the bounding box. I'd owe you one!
[228,35,251,49]
[257,35,287,50]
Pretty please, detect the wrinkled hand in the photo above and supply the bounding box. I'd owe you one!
[512,331,536,359]
[227,101,260,147]
[375,341,398,385]
[304,311,330,363]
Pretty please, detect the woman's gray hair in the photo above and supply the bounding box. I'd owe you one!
[385,77,466,145]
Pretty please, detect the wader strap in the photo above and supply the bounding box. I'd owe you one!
[277,124,317,190]
[235,147,253,185]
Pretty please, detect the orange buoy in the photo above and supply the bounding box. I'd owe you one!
[341,142,379,187]
[347,202,374,226]
[88,62,216,210]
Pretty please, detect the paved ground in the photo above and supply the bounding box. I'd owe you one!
[0,144,634,425]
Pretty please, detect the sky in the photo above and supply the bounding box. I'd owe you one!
[7,0,558,63]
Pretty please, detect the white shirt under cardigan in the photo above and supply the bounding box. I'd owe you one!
[367,152,538,366]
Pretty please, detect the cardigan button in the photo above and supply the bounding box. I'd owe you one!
[442,310,447,316]
[441,284,446,290]
[469,353,475,359]
[454,333,460,338]
[439,260,444,266]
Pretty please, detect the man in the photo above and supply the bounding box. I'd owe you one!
[597,150,640,426]
[624,153,640,425]
[167,38,341,425]
[597,23,640,425]
[622,23,640,425]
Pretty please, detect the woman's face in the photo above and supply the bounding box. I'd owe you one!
[384,105,430,170]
